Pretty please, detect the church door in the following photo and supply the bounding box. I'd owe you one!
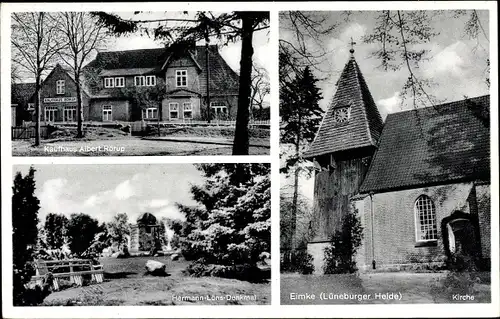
[442,211,480,270]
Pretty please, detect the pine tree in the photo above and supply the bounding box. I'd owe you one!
[12,167,41,305]
[280,66,323,250]
[177,164,270,266]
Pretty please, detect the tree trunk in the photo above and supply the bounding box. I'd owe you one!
[34,75,41,146]
[290,101,302,249]
[205,29,211,124]
[232,15,254,155]
[75,70,84,138]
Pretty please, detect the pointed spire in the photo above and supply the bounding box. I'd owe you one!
[304,51,384,159]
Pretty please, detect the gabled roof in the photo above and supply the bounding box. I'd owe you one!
[42,63,91,98]
[86,48,167,70]
[11,82,36,106]
[304,54,384,158]
[359,95,490,193]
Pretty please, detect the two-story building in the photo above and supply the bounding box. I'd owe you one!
[14,44,240,124]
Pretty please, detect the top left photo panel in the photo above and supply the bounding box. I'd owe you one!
[10,11,270,156]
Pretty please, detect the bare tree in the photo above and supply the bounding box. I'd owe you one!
[363,10,490,108]
[250,62,270,119]
[11,12,66,146]
[56,12,108,138]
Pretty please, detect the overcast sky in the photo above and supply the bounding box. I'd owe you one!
[280,9,490,202]
[13,164,204,225]
[280,10,490,120]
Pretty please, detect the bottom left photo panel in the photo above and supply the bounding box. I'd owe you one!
[11,163,271,306]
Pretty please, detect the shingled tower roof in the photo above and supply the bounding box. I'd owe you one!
[304,53,384,159]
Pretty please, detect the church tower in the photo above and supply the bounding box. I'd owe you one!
[304,47,384,272]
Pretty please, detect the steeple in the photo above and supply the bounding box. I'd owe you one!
[304,50,384,159]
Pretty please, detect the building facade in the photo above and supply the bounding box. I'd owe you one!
[304,50,490,273]
[14,44,239,124]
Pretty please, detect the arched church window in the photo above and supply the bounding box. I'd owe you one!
[414,195,438,242]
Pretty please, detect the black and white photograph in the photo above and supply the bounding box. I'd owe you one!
[279,10,492,304]
[10,11,270,156]
[11,163,271,306]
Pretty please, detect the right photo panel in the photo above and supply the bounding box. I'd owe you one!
[279,10,491,304]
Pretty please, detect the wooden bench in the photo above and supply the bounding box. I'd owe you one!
[31,259,104,291]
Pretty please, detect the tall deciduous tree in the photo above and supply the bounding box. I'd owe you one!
[280,66,323,249]
[176,164,270,267]
[90,11,269,155]
[11,13,66,146]
[12,167,41,305]
[107,213,131,247]
[66,213,100,256]
[56,12,108,138]
[43,213,68,250]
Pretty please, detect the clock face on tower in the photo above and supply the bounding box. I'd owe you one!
[333,106,351,123]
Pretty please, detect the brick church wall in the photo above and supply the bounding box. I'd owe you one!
[476,184,491,259]
[358,183,473,270]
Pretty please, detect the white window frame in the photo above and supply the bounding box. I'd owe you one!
[414,195,438,242]
[104,77,115,88]
[210,102,228,116]
[175,70,188,87]
[145,75,156,87]
[142,107,158,119]
[134,76,145,87]
[45,106,58,122]
[183,102,193,119]
[63,106,77,122]
[102,105,112,122]
[56,80,65,95]
[27,103,35,110]
[114,77,125,88]
[169,102,179,119]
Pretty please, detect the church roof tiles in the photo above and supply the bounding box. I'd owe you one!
[360,95,490,193]
[304,55,384,158]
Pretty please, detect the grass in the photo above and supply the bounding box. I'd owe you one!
[281,272,491,304]
[42,256,270,306]
[12,138,269,156]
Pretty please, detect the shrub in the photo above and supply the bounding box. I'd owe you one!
[280,249,315,274]
[323,207,363,274]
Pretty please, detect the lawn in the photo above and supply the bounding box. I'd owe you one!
[12,138,269,156]
[42,256,270,306]
[281,272,491,304]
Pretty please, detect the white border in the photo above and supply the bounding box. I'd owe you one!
[1,1,499,318]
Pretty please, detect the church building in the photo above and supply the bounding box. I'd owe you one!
[304,48,491,273]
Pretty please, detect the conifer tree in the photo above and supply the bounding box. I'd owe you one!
[176,164,270,267]
[12,167,41,305]
[280,66,323,250]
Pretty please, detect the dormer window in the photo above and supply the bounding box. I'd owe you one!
[176,70,187,87]
[114,77,125,87]
[134,76,145,87]
[333,106,351,123]
[56,80,65,95]
[145,75,156,86]
[104,78,115,88]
